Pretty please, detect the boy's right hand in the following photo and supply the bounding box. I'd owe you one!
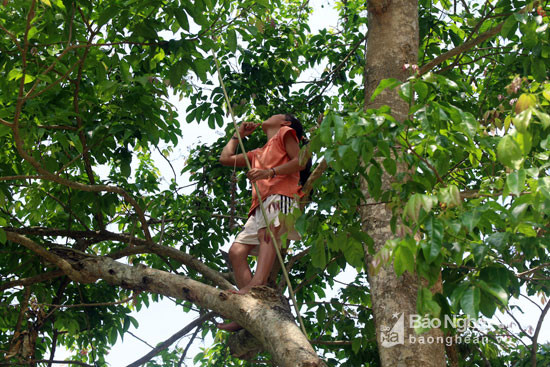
[237,122,259,138]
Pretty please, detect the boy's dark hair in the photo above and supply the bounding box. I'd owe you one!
[284,114,312,187]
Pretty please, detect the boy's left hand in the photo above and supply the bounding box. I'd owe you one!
[247,168,271,182]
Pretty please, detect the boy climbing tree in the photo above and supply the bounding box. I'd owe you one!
[217,113,310,331]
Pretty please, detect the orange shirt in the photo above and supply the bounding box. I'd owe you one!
[246,126,304,216]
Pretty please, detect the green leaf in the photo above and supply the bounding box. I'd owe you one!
[175,9,190,31]
[227,29,237,53]
[534,109,550,128]
[414,81,429,101]
[437,185,461,207]
[422,216,443,264]
[0,228,6,244]
[478,280,508,306]
[7,68,23,81]
[506,169,526,196]
[512,109,532,133]
[398,81,412,103]
[319,114,333,144]
[471,242,488,265]
[460,286,480,319]
[382,158,396,175]
[311,238,327,269]
[333,114,345,142]
[192,58,210,82]
[450,282,469,311]
[497,134,523,169]
[462,210,480,232]
[394,245,415,277]
[460,112,478,138]
[538,177,550,199]
[501,15,517,38]
[351,338,361,354]
[97,6,117,28]
[418,287,441,317]
[486,232,509,251]
[531,59,546,82]
[515,131,532,156]
[371,78,401,102]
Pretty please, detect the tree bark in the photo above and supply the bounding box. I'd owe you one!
[361,1,446,366]
[70,255,322,367]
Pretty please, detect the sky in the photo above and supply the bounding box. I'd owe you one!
[55,1,550,365]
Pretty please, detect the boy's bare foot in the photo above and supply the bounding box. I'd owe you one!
[228,284,252,295]
[217,321,243,332]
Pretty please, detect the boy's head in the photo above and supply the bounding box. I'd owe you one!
[261,114,305,142]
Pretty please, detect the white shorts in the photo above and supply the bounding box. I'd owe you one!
[234,194,301,249]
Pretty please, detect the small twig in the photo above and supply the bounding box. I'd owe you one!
[0,117,13,127]
[520,294,544,312]
[403,135,446,186]
[517,263,550,277]
[35,294,136,310]
[126,312,214,367]
[127,331,155,349]
[155,145,177,183]
[0,22,22,51]
[0,360,93,367]
[42,190,90,230]
[531,299,550,367]
[310,339,353,346]
[0,175,43,181]
[504,308,531,346]
[177,322,202,367]
[0,270,64,291]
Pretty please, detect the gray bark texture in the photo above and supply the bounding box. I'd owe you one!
[2,229,323,367]
[361,0,446,366]
[74,256,322,367]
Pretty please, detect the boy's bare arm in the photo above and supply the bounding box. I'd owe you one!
[219,122,258,167]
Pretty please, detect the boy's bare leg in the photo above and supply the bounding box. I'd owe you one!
[217,242,254,332]
[228,242,254,288]
[234,226,279,295]
[218,228,279,331]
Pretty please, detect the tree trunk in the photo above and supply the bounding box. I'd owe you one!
[361,1,446,366]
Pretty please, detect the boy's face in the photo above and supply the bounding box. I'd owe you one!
[261,114,289,132]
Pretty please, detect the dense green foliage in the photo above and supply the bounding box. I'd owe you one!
[1,0,550,366]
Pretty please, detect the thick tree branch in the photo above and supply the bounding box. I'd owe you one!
[418,0,540,75]
[5,231,96,283]
[126,312,214,367]
[301,159,327,201]
[73,256,322,367]
[3,227,233,290]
